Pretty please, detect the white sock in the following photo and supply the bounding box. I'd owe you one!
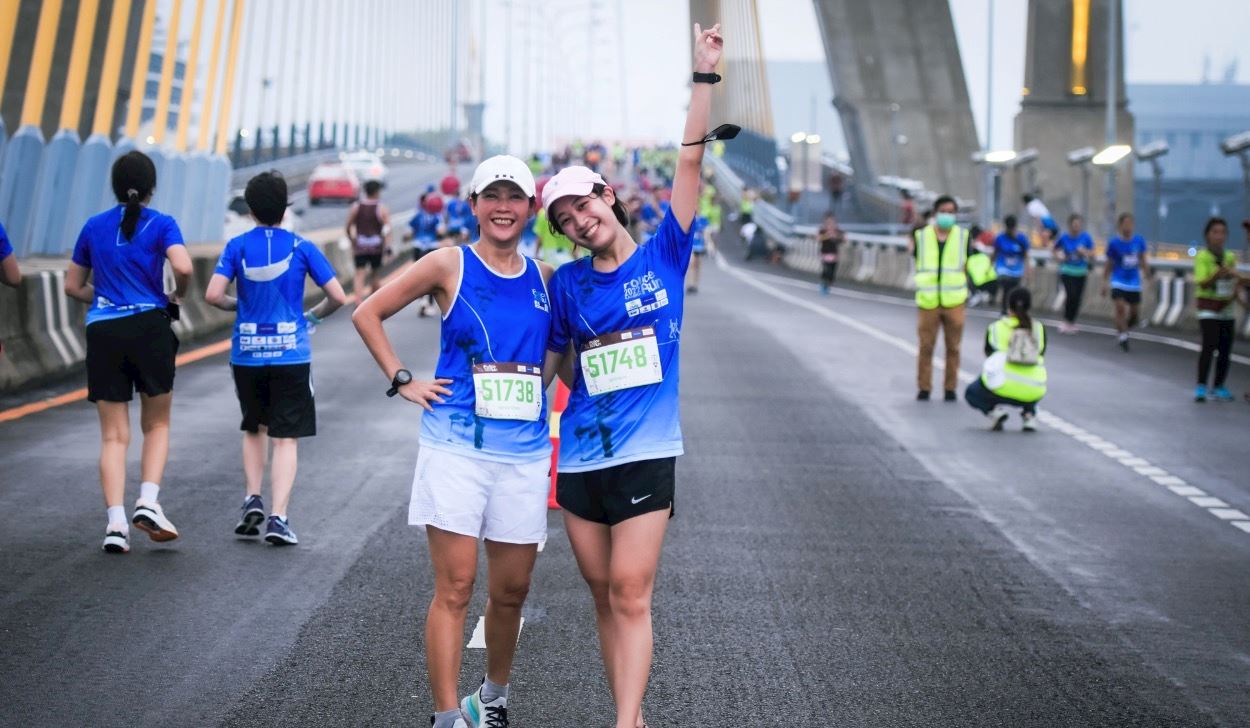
[140,481,160,503]
[107,506,128,532]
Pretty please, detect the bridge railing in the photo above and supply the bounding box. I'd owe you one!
[706,154,1250,340]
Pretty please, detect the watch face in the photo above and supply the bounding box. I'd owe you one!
[395,370,412,385]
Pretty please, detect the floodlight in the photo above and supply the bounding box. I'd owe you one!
[972,150,1017,164]
[1135,140,1169,161]
[1092,144,1132,166]
[790,132,807,144]
[1067,146,1096,165]
[1221,131,1250,155]
[805,134,822,144]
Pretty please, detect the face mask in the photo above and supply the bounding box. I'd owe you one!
[935,213,956,230]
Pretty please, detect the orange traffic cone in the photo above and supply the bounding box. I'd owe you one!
[547,381,570,509]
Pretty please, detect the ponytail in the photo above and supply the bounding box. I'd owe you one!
[1007,287,1033,330]
[111,151,157,241]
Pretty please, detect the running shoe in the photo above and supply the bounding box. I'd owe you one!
[430,716,468,728]
[132,500,179,542]
[1021,412,1038,432]
[987,405,1009,431]
[916,390,931,401]
[1211,386,1234,402]
[461,683,509,728]
[264,515,299,546]
[1118,334,1130,352]
[102,530,129,554]
[944,390,957,402]
[1195,384,1207,402]
[235,495,266,536]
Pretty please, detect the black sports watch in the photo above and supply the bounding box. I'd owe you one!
[692,71,721,84]
[387,368,413,397]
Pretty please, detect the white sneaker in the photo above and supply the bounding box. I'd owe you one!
[461,683,508,727]
[1021,413,1038,432]
[987,405,1009,431]
[102,529,130,554]
[132,500,179,542]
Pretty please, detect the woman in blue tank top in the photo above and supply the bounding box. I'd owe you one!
[353,155,554,728]
[539,22,724,728]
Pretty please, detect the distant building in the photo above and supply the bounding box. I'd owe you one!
[1129,82,1249,245]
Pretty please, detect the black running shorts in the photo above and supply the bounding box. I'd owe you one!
[1111,288,1142,305]
[353,253,383,270]
[557,456,675,526]
[231,363,316,438]
[85,309,179,402]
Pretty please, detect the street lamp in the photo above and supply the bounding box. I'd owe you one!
[1135,140,1170,252]
[1221,130,1250,260]
[1092,143,1132,239]
[971,148,1038,225]
[1067,146,1096,219]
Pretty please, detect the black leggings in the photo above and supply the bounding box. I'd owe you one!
[1198,318,1234,387]
[998,276,1021,314]
[1060,274,1087,323]
[821,261,838,285]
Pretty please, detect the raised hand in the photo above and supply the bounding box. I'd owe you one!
[693,22,723,73]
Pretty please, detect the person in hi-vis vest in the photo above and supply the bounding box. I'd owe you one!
[965,287,1047,432]
[909,195,972,401]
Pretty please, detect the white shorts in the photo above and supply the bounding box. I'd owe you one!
[408,446,550,544]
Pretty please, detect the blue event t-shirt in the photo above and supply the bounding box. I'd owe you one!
[691,216,708,253]
[547,209,693,472]
[0,221,12,260]
[214,227,336,366]
[994,232,1028,277]
[1106,234,1148,291]
[71,205,184,326]
[445,198,474,233]
[409,210,442,249]
[1055,231,1094,276]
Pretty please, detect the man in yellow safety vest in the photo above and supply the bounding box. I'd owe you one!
[910,195,971,401]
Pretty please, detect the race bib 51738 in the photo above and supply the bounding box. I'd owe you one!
[472,363,542,421]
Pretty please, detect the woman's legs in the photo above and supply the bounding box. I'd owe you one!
[1198,319,1219,386]
[998,277,1020,314]
[97,401,131,508]
[138,392,173,487]
[1113,298,1129,334]
[425,527,479,712]
[565,512,619,698]
[482,539,538,686]
[242,427,268,497]
[1214,319,1235,388]
[1061,275,1086,324]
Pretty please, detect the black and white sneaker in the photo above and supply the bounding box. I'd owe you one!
[264,515,299,546]
[234,495,266,536]
[132,500,179,542]
[102,530,130,554]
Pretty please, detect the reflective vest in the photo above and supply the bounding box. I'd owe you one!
[1194,248,1238,302]
[983,317,1047,402]
[966,251,997,287]
[914,225,968,309]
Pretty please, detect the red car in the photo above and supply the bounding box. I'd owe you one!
[308,164,360,205]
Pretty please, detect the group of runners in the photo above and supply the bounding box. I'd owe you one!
[20,21,724,728]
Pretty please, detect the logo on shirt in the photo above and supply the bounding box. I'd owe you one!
[623,271,663,299]
[623,272,668,317]
[532,288,549,313]
[668,319,681,340]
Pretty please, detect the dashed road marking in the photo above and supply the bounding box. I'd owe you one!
[717,253,1250,538]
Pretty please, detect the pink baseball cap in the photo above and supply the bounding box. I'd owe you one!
[542,165,607,214]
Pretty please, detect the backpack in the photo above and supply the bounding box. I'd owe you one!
[1006,326,1040,365]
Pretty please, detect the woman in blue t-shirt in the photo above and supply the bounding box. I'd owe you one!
[0,221,20,287]
[539,22,722,728]
[993,214,1031,314]
[63,151,193,554]
[1053,213,1094,333]
[1102,212,1151,351]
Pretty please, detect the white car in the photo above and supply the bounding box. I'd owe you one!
[339,151,387,183]
[223,191,301,240]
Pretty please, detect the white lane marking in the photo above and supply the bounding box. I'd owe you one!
[1190,496,1230,509]
[1169,485,1206,497]
[1210,509,1250,521]
[1134,466,1168,477]
[467,616,524,649]
[39,271,73,365]
[743,263,1250,365]
[716,254,1250,538]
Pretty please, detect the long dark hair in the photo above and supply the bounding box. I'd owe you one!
[1008,287,1033,330]
[111,151,157,240]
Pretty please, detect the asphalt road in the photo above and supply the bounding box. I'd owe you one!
[1,242,1247,725]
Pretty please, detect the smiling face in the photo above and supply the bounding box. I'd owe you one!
[550,187,622,254]
[471,181,534,243]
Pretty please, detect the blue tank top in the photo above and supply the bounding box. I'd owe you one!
[419,246,553,463]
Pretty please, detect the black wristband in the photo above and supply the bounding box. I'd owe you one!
[692,71,721,84]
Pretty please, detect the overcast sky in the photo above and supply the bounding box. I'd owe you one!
[194,0,1249,154]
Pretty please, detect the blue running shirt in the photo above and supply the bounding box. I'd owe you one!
[214,227,336,366]
[994,232,1028,277]
[691,216,708,253]
[547,210,693,472]
[0,221,12,260]
[71,205,184,326]
[1106,235,1148,291]
[1055,231,1094,276]
[409,211,442,250]
[420,246,553,463]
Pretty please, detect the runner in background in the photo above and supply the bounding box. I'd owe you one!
[406,191,446,318]
[346,180,391,302]
[1053,213,1094,333]
[1192,217,1238,402]
[1103,212,1151,351]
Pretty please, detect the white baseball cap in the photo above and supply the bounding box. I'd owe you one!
[469,155,536,198]
[542,165,608,214]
